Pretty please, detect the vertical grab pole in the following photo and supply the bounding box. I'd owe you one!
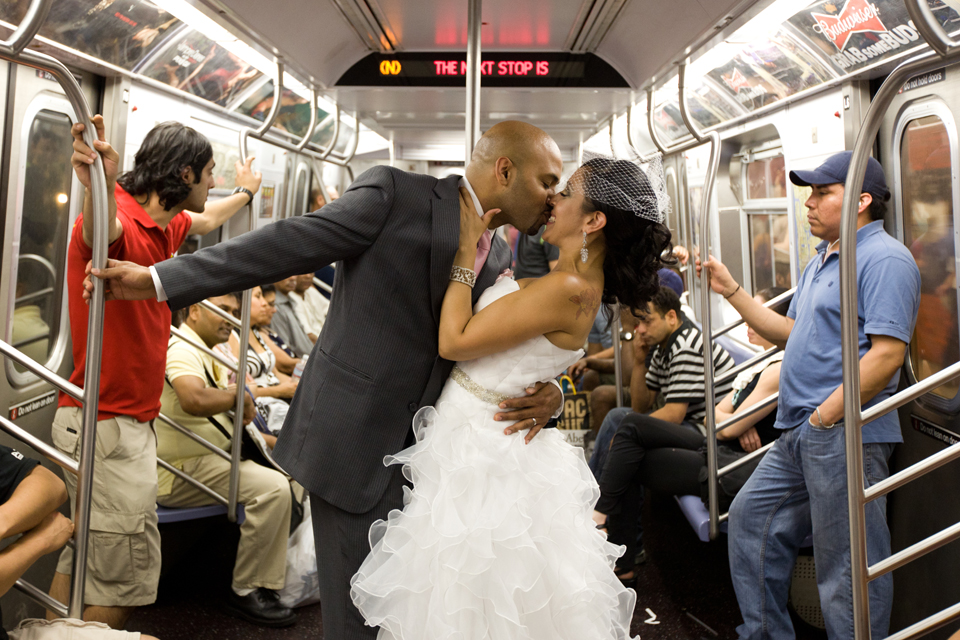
[677,61,723,539]
[612,309,624,408]
[465,0,482,163]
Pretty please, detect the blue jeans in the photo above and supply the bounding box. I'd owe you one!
[728,422,894,640]
[588,407,633,481]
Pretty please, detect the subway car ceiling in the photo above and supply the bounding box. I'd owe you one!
[0,0,957,162]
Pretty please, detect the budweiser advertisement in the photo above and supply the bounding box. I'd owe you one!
[788,0,960,73]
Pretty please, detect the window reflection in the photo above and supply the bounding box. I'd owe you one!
[747,156,786,199]
[141,29,261,107]
[236,81,314,138]
[901,115,959,399]
[748,213,791,294]
[13,110,73,370]
[0,0,181,71]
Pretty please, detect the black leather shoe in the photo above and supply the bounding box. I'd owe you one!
[225,588,297,627]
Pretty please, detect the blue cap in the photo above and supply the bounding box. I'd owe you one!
[788,151,890,203]
[658,268,684,298]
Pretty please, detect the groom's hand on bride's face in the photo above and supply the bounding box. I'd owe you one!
[496,382,563,445]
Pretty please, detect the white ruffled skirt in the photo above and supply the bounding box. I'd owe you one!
[350,386,638,639]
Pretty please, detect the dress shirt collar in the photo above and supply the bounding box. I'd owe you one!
[459,176,485,219]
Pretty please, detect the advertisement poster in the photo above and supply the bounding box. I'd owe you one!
[260,184,275,219]
[792,184,818,274]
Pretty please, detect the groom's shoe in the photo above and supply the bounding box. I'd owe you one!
[225,588,297,627]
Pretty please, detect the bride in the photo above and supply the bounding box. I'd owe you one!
[350,156,672,639]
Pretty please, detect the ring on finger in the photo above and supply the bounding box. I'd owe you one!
[532,418,537,427]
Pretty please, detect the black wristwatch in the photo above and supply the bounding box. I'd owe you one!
[232,186,254,205]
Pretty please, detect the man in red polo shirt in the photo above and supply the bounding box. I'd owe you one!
[48,116,261,628]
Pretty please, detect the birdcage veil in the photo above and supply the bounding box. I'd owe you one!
[566,149,671,224]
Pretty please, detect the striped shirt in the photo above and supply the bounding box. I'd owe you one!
[646,318,736,425]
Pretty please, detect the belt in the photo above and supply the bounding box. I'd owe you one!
[450,366,511,406]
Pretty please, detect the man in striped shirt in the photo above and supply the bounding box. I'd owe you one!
[593,287,735,577]
[632,287,735,430]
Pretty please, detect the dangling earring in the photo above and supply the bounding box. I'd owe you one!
[580,231,589,263]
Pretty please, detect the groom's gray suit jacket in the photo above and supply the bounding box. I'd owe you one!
[155,166,511,513]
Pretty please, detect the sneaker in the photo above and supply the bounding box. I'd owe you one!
[225,588,297,627]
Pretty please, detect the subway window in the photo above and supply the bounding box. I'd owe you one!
[743,149,790,292]
[900,114,959,400]
[10,109,74,372]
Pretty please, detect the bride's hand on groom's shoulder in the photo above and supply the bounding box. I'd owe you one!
[495,381,563,445]
[458,187,499,252]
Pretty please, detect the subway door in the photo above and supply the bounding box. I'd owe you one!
[880,84,960,638]
[0,63,102,625]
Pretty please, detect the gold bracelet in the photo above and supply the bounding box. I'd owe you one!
[450,265,476,288]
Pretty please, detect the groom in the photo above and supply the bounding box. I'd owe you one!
[84,121,566,639]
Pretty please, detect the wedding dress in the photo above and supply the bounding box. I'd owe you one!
[350,277,638,639]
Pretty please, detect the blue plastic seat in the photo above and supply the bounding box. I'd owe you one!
[674,494,812,547]
[156,504,245,524]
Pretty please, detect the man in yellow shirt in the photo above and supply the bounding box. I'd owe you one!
[158,294,295,628]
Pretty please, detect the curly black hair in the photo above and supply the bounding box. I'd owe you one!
[117,122,213,210]
[578,157,675,314]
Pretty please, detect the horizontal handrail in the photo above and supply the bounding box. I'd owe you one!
[862,361,960,427]
[0,415,78,475]
[313,277,333,295]
[714,347,779,388]
[0,340,82,401]
[712,288,796,339]
[156,413,231,462]
[715,392,778,435]
[864,440,960,503]
[14,287,54,305]
[0,0,50,56]
[867,518,960,580]
[169,327,238,373]
[12,332,50,350]
[717,441,774,479]
[157,459,228,506]
[198,300,242,329]
[905,0,960,57]
[14,579,67,618]
[884,601,960,640]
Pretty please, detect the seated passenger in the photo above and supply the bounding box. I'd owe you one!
[224,286,298,432]
[269,277,313,357]
[591,288,790,584]
[290,273,329,343]
[576,269,687,425]
[0,445,157,639]
[157,295,296,628]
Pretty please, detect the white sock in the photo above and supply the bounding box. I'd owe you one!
[233,586,255,596]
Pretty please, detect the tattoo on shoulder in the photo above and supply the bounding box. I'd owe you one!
[569,288,601,319]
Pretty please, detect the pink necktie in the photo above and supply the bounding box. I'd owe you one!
[474,230,491,273]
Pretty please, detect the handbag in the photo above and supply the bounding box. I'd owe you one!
[697,443,766,513]
[556,375,591,446]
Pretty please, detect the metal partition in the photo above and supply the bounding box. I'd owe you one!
[0,0,109,618]
[839,5,960,635]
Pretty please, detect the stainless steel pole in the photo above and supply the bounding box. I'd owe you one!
[465,0,482,163]
[612,309,624,408]
[228,209,255,522]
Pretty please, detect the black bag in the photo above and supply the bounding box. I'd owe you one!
[697,444,766,513]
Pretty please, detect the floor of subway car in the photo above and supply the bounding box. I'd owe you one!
[126,492,827,639]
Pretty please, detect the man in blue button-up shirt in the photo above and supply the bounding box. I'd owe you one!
[700,151,920,640]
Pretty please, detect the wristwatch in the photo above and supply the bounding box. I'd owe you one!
[232,186,254,205]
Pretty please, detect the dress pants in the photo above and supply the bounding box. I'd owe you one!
[311,465,407,640]
[158,456,293,592]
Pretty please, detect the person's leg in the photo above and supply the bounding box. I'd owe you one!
[802,424,894,639]
[581,369,601,392]
[160,457,292,593]
[587,407,633,480]
[638,447,708,496]
[728,428,811,640]
[49,410,159,627]
[311,465,406,640]
[589,385,619,434]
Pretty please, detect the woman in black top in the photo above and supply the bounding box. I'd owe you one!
[593,288,790,582]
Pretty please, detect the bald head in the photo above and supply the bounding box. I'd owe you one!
[469,121,558,170]
[465,121,563,234]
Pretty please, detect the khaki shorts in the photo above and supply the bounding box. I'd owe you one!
[8,618,140,639]
[52,407,161,607]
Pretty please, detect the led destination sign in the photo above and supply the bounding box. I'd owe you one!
[338,52,628,88]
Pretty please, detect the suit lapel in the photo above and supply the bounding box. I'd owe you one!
[430,177,461,324]
[473,234,510,301]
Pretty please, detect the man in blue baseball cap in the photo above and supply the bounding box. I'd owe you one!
[699,151,920,639]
